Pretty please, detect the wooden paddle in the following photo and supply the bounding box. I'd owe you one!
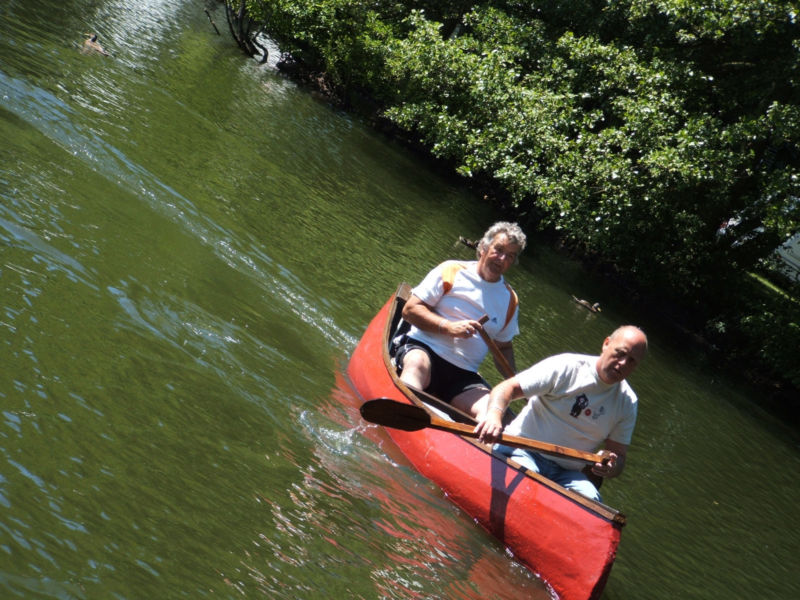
[360,398,606,465]
[476,314,516,379]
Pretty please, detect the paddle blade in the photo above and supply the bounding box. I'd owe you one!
[360,398,432,432]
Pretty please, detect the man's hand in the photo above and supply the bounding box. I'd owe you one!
[592,440,627,478]
[475,410,505,444]
[591,450,618,478]
[441,318,484,338]
[474,377,521,444]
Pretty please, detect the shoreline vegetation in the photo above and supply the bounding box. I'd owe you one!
[215,1,800,425]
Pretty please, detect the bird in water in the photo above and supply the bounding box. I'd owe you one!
[458,236,479,250]
[81,33,110,56]
[572,295,601,312]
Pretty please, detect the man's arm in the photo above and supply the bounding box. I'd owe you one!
[402,294,483,339]
[401,295,442,332]
[474,376,524,443]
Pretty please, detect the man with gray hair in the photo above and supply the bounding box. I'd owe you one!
[392,222,527,418]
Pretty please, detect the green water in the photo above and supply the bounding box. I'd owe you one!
[1,1,799,598]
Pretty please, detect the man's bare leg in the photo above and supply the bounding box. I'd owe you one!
[451,387,490,419]
[398,348,432,390]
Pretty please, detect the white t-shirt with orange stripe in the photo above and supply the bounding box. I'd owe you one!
[407,260,519,372]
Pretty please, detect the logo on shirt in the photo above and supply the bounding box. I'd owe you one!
[591,406,605,420]
[570,394,589,418]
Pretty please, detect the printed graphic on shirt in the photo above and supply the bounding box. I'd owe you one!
[570,394,589,417]
[592,406,606,420]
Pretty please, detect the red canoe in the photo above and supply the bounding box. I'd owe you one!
[346,284,626,600]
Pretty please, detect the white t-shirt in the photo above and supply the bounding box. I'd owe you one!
[505,353,638,470]
[407,260,519,372]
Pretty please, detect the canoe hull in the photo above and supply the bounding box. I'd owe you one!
[347,287,624,600]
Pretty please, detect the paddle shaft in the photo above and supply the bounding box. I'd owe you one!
[361,399,605,465]
[477,314,515,379]
[360,398,608,464]
[426,413,605,464]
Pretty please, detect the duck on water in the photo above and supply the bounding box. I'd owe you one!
[572,295,601,313]
[81,33,110,56]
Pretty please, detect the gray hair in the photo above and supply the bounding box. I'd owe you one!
[477,222,527,261]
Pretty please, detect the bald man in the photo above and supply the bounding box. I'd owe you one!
[475,326,648,501]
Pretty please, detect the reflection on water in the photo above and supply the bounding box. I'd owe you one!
[2,0,800,599]
[307,377,555,599]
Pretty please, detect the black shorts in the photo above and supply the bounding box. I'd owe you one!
[391,336,490,403]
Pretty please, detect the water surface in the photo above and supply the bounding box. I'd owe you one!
[1,1,799,598]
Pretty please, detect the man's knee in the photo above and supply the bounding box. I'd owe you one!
[566,477,602,502]
[400,349,431,388]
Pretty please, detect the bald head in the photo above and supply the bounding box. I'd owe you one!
[596,326,648,384]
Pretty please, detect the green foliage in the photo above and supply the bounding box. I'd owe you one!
[240,0,800,391]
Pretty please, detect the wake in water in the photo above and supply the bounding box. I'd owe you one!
[1,69,357,355]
